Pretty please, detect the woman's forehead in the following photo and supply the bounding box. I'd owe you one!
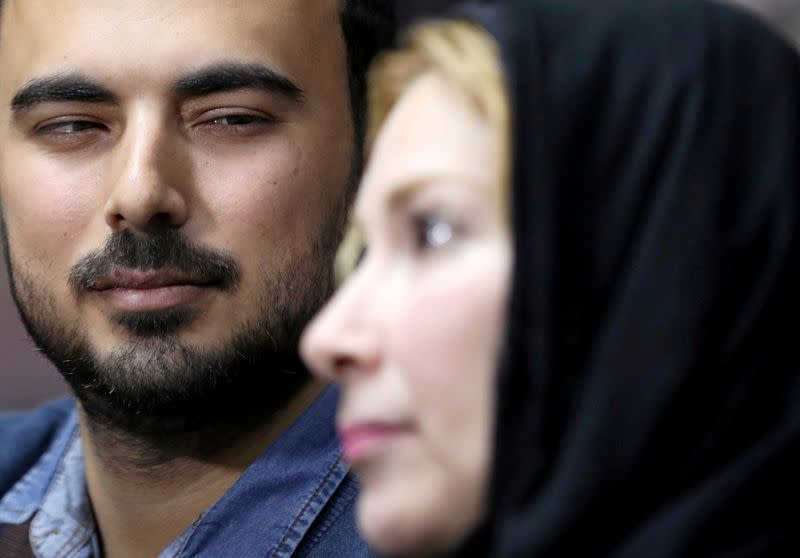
[357,73,497,216]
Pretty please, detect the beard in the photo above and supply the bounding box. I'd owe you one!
[2,221,342,449]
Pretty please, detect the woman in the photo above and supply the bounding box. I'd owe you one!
[302,0,800,556]
[302,14,511,557]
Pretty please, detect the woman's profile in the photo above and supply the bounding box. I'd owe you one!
[303,0,800,556]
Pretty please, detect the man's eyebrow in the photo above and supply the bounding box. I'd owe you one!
[11,74,119,116]
[174,62,305,103]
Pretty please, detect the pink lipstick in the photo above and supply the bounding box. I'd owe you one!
[338,422,412,463]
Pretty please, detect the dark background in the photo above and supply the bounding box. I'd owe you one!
[0,266,67,411]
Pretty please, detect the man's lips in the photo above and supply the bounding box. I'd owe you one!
[337,422,413,464]
[90,269,217,291]
[89,269,219,312]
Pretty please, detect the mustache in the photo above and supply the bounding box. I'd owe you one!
[69,229,240,293]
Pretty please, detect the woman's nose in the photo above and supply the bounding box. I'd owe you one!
[300,277,382,383]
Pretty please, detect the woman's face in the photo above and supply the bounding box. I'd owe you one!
[301,72,511,557]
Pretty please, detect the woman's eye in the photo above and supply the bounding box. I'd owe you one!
[412,215,457,251]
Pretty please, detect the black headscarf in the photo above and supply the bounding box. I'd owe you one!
[453,0,800,556]
[395,0,492,30]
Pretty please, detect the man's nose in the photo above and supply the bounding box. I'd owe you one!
[104,110,190,233]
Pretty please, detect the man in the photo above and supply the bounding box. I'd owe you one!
[0,0,394,556]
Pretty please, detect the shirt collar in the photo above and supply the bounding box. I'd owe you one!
[28,435,94,558]
[0,405,79,526]
[0,386,348,558]
[177,385,349,557]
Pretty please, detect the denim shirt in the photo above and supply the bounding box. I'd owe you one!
[0,387,373,557]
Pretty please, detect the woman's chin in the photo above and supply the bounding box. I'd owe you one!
[356,478,478,558]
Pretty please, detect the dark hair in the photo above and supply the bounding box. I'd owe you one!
[339,1,397,181]
[0,0,395,176]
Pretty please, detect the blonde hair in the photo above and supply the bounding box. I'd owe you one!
[336,20,510,282]
[369,19,510,189]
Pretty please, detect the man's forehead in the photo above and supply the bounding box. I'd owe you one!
[0,0,340,89]
[3,0,335,25]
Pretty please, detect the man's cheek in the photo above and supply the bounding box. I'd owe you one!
[6,164,101,240]
[198,143,304,231]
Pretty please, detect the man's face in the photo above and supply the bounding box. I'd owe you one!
[0,0,353,429]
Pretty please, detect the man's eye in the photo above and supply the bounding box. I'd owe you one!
[210,114,267,126]
[36,120,106,136]
[411,214,457,251]
[195,112,279,137]
[201,112,278,131]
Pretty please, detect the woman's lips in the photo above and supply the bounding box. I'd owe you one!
[338,422,413,464]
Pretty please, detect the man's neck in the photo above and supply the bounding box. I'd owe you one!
[78,380,328,558]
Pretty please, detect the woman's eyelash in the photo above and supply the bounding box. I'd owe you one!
[354,244,368,267]
[335,225,367,285]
